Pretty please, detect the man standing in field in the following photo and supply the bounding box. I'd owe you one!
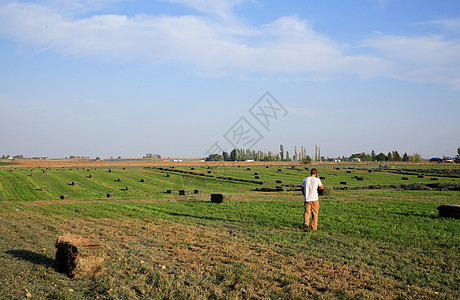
[301,168,324,231]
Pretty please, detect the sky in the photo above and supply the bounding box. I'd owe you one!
[0,0,459,159]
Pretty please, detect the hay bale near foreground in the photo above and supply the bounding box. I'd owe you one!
[437,205,460,219]
[54,234,104,278]
[211,193,225,203]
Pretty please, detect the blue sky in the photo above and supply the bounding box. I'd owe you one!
[0,0,459,159]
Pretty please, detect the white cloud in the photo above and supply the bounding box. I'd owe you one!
[0,1,459,87]
[362,34,460,87]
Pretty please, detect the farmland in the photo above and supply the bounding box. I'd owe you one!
[0,160,459,299]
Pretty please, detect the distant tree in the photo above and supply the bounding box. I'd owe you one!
[302,155,312,164]
[285,151,291,161]
[409,153,422,162]
[386,152,393,161]
[402,152,409,162]
[371,150,376,161]
[280,144,284,161]
[222,151,229,161]
[392,151,402,161]
[376,152,386,161]
[456,147,460,163]
[294,146,298,161]
[205,154,223,161]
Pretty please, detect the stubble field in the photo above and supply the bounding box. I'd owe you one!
[0,160,459,299]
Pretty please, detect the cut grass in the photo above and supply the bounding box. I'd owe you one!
[0,164,459,299]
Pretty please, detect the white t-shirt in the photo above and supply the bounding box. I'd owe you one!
[301,176,323,202]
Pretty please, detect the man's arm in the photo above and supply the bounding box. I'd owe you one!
[301,186,305,196]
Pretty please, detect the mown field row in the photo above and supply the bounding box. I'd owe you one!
[1,164,458,203]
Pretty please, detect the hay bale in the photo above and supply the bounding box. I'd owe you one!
[276,180,283,184]
[247,168,251,171]
[54,234,104,278]
[346,171,352,174]
[418,175,425,178]
[140,179,146,183]
[356,177,364,181]
[60,195,70,200]
[278,169,282,172]
[207,170,212,174]
[125,186,131,191]
[254,172,259,175]
[437,205,460,219]
[166,189,176,194]
[211,193,225,203]
[107,193,114,198]
[320,176,326,180]
[430,178,438,181]
[194,189,200,194]
[41,186,46,191]
[255,176,260,179]
[166,174,171,177]
[340,181,347,185]
[117,178,122,182]
[88,174,94,178]
[402,177,409,180]
[179,190,190,195]
[71,181,78,186]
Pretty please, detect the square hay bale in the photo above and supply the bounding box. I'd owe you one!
[54,234,104,278]
[41,186,46,191]
[276,180,283,184]
[402,177,409,180]
[71,181,78,186]
[340,181,347,185]
[437,205,460,219]
[166,189,176,194]
[179,190,190,195]
[194,189,200,194]
[140,179,147,183]
[255,176,260,179]
[60,195,70,200]
[107,193,114,198]
[211,193,225,203]
[125,186,131,191]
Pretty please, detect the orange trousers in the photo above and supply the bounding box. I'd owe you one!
[304,201,319,230]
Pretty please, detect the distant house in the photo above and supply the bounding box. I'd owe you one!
[430,158,440,162]
[348,158,361,162]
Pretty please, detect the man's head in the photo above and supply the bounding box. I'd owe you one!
[310,168,318,176]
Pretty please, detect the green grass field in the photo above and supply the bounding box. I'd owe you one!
[0,163,459,299]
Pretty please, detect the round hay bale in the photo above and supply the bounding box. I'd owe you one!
[166,174,171,177]
[55,234,104,278]
[254,172,259,175]
[60,195,70,200]
[211,193,225,203]
[207,170,212,174]
[356,177,364,181]
[346,171,352,174]
[125,186,131,191]
[266,166,269,168]
[247,168,251,171]
[108,170,112,173]
[275,186,284,191]
[278,169,282,172]
[117,178,122,182]
[437,204,460,219]
[368,170,373,173]
[320,176,326,180]
[88,174,94,178]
